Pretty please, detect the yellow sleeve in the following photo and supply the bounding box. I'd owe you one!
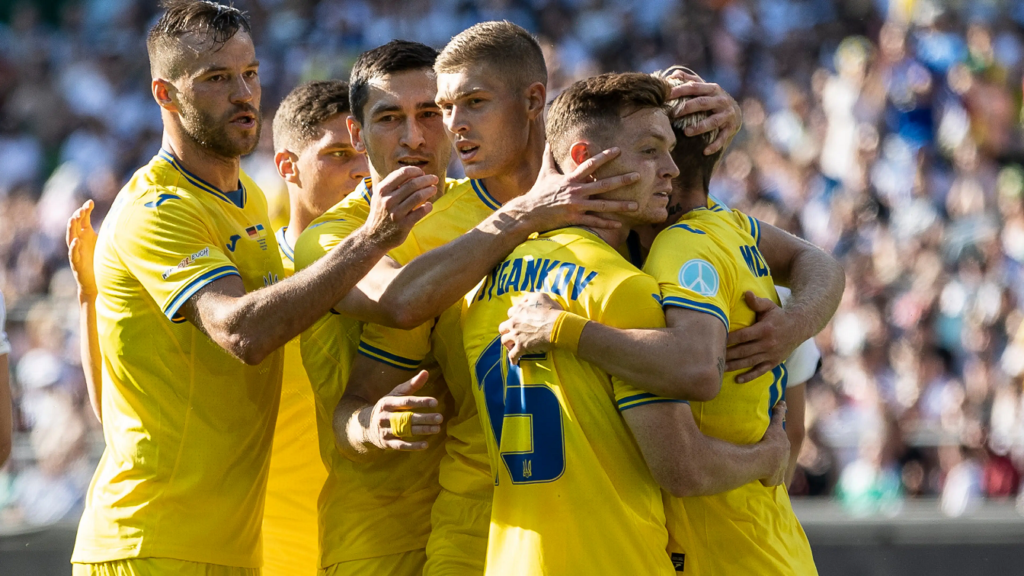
[357,321,432,371]
[293,216,364,272]
[114,190,240,322]
[597,273,683,412]
[727,208,763,246]
[643,224,736,332]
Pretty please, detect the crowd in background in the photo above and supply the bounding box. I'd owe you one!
[1,0,1023,527]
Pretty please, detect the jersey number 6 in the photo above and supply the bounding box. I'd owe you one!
[475,336,566,484]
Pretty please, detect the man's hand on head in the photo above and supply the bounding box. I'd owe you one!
[665,68,742,156]
[363,166,437,249]
[503,143,639,233]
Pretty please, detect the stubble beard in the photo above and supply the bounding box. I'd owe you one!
[178,99,262,160]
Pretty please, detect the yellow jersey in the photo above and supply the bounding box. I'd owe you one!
[261,225,328,576]
[464,227,678,576]
[358,178,498,500]
[643,204,816,575]
[294,179,447,569]
[73,150,284,568]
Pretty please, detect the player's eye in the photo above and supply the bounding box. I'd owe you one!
[244,70,258,79]
[422,110,441,119]
[469,98,485,106]
[208,74,226,82]
[330,150,351,159]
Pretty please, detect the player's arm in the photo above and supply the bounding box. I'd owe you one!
[333,357,443,462]
[66,200,102,422]
[622,397,789,496]
[333,146,642,328]
[725,221,844,382]
[785,383,805,486]
[181,168,434,365]
[502,295,724,401]
[0,292,11,466]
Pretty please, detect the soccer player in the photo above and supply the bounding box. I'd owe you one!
[500,74,825,574]
[464,72,791,576]
[65,79,369,575]
[69,2,432,574]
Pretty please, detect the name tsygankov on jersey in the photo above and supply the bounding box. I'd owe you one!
[477,257,598,302]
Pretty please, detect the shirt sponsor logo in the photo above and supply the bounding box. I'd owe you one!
[226,234,241,252]
[162,247,210,279]
[678,259,719,297]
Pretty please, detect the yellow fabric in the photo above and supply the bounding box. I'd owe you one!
[295,179,443,569]
[318,549,426,576]
[261,227,326,576]
[550,311,588,355]
[357,178,501,571]
[464,227,678,576]
[390,411,415,438]
[643,202,817,575]
[74,152,284,567]
[73,559,258,576]
[424,488,490,576]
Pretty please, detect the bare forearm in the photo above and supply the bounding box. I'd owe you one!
[333,396,376,463]
[195,227,390,365]
[378,203,534,329]
[686,434,777,496]
[780,248,844,341]
[78,293,102,423]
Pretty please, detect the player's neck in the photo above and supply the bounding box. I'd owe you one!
[482,119,545,204]
[160,131,240,194]
[285,188,316,246]
[653,188,708,235]
[583,222,631,250]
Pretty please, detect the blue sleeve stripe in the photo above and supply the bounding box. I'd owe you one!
[747,215,761,244]
[357,341,422,370]
[618,397,688,411]
[662,296,729,332]
[163,265,241,321]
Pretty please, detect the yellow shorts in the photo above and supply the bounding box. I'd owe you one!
[424,489,491,576]
[319,549,425,576]
[72,558,258,576]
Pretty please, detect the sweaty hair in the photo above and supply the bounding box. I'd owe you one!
[147,0,251,79]
[546,72,671,166]
[435,20,547,91]
[349,40,439,125]
[273,80,351,153]
[654,66,722,194]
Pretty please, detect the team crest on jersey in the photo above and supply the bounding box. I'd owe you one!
[246,224,269,250]
[162,247,210,279]
[263,272,279,287]
[678,259,719,297]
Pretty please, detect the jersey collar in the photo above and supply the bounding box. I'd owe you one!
[276,226,294,262]
[157,149,247,209]
[471,179,501,210]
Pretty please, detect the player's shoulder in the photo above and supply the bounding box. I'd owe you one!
[294,192,368,270]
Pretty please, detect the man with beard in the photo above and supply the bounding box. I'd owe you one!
[70,3,432,575]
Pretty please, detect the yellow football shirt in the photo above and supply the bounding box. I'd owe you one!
[260,226,328,576]
[358,178,498,499]
[73,151,284,568]
[643,204,817,575]
[464,227,678,576]
[294,179,447,570]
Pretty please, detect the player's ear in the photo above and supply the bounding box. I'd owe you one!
[274,150,299,184]
[152,79,177,112]
[524,82,546,120]
[569,142,591,169]
[347,116,366,154]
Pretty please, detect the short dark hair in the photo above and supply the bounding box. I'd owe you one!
[349,40,439,125]
[654,67,722,194]
[435,21,547,91]
[147,0,251,79]
[273,80,351,153]
[546,72,671,164]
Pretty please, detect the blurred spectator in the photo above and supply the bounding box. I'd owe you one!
[3,0,1024,528]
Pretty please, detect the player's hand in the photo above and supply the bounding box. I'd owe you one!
[759,401,790,487]
[726,292,804,383]
[500,293,563,365]
[365,370,444,451]
[505,143,639,232]
[66,200,98,298]
[664,67,741,156]
[364,166,436,249]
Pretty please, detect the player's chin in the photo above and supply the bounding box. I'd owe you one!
[460,156,492,179]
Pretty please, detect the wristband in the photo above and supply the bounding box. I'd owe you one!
[389,411,414,438]
[550,311,589,355]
